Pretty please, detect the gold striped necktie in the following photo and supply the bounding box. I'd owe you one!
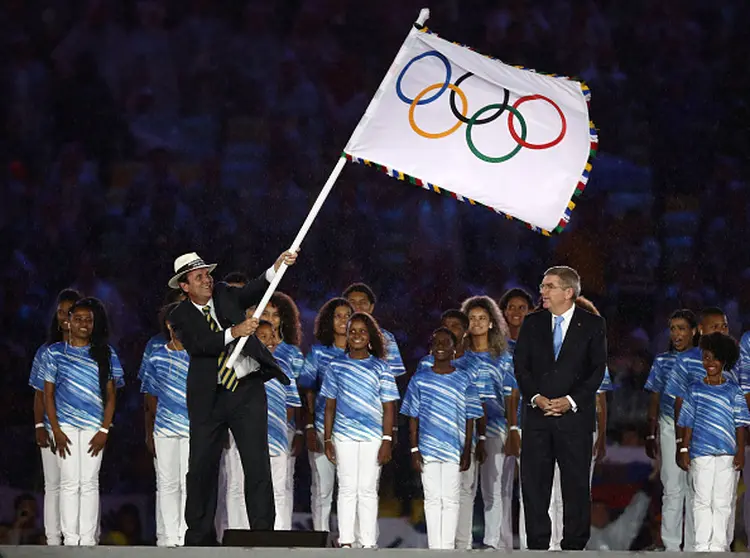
[202,306,238,391]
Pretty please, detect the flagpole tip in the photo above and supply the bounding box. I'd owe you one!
[415,8,430,27]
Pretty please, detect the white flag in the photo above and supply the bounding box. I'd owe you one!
[344,26,597,234]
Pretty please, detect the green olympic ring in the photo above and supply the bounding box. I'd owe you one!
[466,104,528,163]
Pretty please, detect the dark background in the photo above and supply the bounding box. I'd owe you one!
[1,0,749,548]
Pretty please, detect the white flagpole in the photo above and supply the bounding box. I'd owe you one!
[225,156,347,369]
[225,7,431,370]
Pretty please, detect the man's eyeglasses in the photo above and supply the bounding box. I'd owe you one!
[539,283,565,292]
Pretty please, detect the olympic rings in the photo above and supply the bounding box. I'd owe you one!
[466,104,527,163]
[409,83,467,139]
[396,51,452,105]
[396,52,567,163]
[508,95,567,150]
[450,72,510,125]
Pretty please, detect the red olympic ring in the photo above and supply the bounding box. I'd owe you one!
[507,95,567,150]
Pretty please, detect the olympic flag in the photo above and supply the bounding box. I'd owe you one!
[343,15,597,234]
[225,9,596,368]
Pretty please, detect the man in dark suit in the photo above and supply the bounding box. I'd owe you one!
[167,250,297,546]
[514,266,606,550]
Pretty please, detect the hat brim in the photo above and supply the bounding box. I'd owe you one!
[168,263,217,289]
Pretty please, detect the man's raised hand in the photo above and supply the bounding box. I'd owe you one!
[231,317,259,338]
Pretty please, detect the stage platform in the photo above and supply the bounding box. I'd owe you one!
[0,549,736,558]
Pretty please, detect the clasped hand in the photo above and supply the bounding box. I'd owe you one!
[536,395,571,416]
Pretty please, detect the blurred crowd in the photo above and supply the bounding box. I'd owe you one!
[1,0,749,548]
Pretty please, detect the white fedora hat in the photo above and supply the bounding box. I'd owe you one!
[168,252,217,289]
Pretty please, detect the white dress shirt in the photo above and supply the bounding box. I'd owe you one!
[532,303,578,412]
[192,266,276,383]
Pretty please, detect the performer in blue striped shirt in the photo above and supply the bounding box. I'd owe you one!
[736,330,750,544]
[677,333,749,552]
[141,302,190,547]
[297,297,352,532]
[29,288,81,546]
[322,312,399,548]
[261,291,305,521]
[255,321,303,531]
[460,295,514,550]
[666,307,741,550]
[402,328,483,549]
[42,298,123,546]
[138,289,184,546]
[644,309,698,551]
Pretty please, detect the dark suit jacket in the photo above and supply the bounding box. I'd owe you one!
[514,307,606,432]
[169,275,282,422]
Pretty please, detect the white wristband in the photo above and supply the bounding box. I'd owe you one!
[478,435,487,441]
[676,438,683,444]
[646,435,656,440]
[305,423,315,430]
[99,427,109,434]
[410,447,419,454]
[294,430,303,436]
[382,435,392,441]
[509,426,520,432]
[679,447,689,453]
[35,423,45,429]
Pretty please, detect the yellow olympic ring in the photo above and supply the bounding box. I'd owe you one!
[408,83,467,139]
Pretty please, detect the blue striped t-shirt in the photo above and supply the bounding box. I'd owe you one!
[42,342,124,430]
[139,333,167,394]
[320,354,400,442]
[382,328,406,377]
[29,345,51,429]
[645,352,679,420]
[465,350,515,438]
[298,344,346,433]
[736,331,750,394]
[665,346,739,405]
[401,366,483,463]
[142,344,190,438]
[677,379,750,459]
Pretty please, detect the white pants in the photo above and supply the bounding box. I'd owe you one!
[691,455,738,552]
[422,461,461,549]
[500,454,516,550]
[309,430,336,532]
[223,434,250,529]
[334,438,381,547]
[58,427,103,546]
[271,452,292,530]
[549,463,564,551]
[480,434,507,549]
[286,428,297,528]
[659,416,694,550]
[154,456,166,546]
[41,444,61,545]
[154,436,189,546]
[455,454,479,549]
[517,456,526,550]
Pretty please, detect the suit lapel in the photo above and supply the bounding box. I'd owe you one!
[556,308,583,362]
[212,285,237,329]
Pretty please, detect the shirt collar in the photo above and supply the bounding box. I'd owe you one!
[192,298,214,314]
[553,304,576,323]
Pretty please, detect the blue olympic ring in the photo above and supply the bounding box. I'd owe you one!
[396,50,452,105]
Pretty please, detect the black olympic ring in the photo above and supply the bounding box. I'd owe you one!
[449,72,510,125]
